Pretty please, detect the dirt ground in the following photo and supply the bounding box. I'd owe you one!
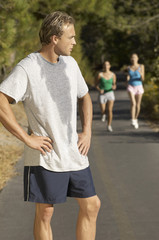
[0,103,27,190]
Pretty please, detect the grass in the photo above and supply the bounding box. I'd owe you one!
[0,103,27,190]
[0,145,23,190]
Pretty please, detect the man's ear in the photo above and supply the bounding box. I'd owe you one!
[51,35,59,45]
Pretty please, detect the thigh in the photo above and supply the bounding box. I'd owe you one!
[67,167,96,198]
[128,90,136,105]
[35,203,54,215]
[107,100,114,111]
[135,94,143,105]
[100,103,106,112]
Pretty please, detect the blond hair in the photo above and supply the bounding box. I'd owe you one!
[39,11,74,45]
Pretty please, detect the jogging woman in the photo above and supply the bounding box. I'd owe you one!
[127,53,144,129]
[96,61,116,132]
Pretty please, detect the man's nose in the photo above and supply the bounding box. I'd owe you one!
[73,38,76,45]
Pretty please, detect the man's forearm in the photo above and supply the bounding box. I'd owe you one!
[0,93,29,144]
[78,93,92,135]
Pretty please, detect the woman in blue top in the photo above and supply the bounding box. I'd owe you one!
[127,53,144,129]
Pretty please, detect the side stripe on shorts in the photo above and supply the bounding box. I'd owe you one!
[27,167,31,201]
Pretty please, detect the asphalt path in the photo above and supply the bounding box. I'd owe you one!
[0,86,159,240]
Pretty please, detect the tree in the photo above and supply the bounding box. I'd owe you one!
[0,0,40,80]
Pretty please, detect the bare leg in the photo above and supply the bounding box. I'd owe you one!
[34,203,54,240]
[76,195,101,240]
[100,103,106,115]
[107,100,114,126]
[128,91,136,120]
[135,94,143,119]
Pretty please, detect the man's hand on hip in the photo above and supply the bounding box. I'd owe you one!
[25,134,53,155]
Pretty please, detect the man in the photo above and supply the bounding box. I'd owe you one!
[0,11,100,240]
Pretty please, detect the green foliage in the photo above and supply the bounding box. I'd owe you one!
[142,56,159,120]
[0,0,40,74]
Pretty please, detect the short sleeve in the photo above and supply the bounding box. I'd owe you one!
[76,64,88,98]
[0,65,28,103]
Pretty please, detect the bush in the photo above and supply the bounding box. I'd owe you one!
[142,56,159,121]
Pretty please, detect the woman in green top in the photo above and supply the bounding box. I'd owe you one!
[96,61,116,132]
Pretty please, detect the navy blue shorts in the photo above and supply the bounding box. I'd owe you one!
[24,166,96,204]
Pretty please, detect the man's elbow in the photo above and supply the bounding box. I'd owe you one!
[0,92,14,104]
[78,92,91,101]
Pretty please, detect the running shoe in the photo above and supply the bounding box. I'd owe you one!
[134,121,139,129]
[107,125,113,132]
[101,114,106,122]
[131,119,139,129]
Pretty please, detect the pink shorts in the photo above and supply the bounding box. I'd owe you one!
[127,84,144,95]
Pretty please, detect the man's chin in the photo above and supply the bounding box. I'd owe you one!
[60,52,71,56]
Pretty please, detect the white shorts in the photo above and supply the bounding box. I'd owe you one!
[99,91,115,104]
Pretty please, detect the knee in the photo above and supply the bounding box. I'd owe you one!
[93,196,101,213]
[36,204,54,223]
[131,101,136,108]
[42,207,54,223]
[108,108,112,115]
[84,196,101,219]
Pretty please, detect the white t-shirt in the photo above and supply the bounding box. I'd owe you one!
[0,52,89,172]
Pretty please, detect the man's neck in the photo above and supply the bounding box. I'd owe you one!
[39,45,59,64]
